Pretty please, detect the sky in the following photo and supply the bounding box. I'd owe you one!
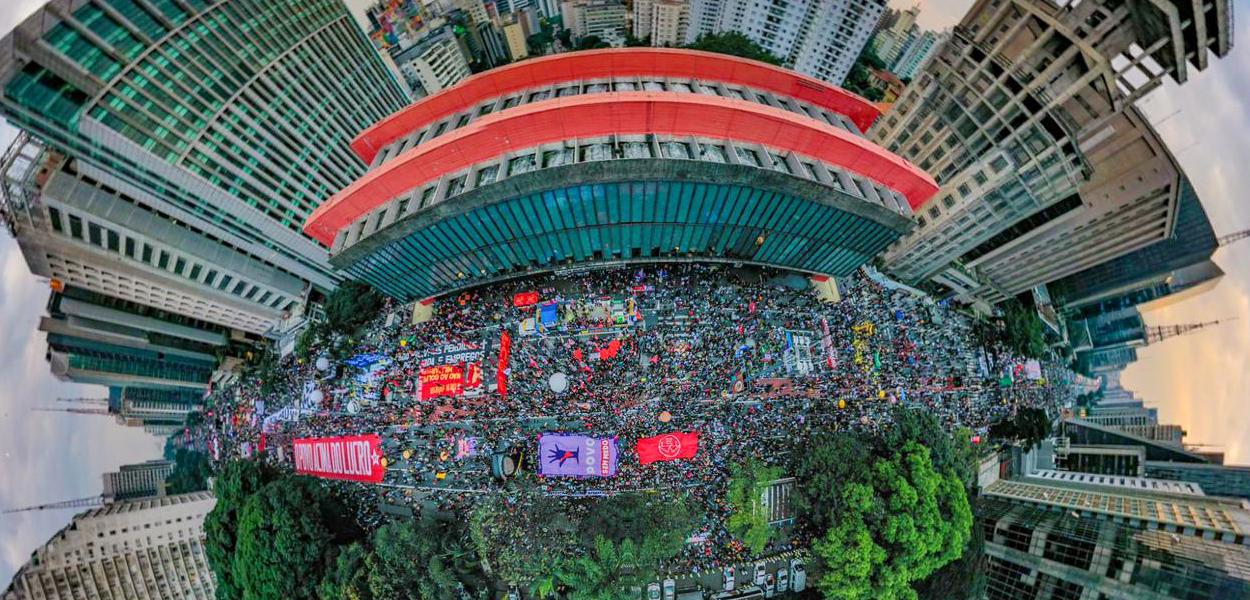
[1,0,1250,590]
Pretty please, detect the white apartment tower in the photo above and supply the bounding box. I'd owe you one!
[2,492,217,600]
[684,0,886,83]
[635,0,690,46]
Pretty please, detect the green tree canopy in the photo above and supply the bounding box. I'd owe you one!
[556,536,654,600]
[469,493,578,584]
[317,542,373,600]
[364,519,484,600]
[683,32,783,65]
[579,492,692,560]
[1001,300,1048,359]
[812,442,972,600]
[726,460,784,555]
[205,460,278,600]
[573,35,611,50]
[233,477,360,600]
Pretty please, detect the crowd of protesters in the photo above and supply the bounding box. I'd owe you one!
[194,263,1074,569]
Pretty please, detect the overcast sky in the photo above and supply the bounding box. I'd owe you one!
[2,0,1250,591]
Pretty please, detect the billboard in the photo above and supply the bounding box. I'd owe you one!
[293,434,386,483]
[538,434,618,478]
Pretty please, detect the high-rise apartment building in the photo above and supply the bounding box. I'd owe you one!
[1147,463,1250,502]
[101,459,174,501]
[392,23,474,98]
[979,496,1250,600]
[868,0,1232,306]
[0,0,408,304]
[563,0,628,46]
[685,0,885,83]
[503,13,531,59]
[1,492,217,600]
[634,0,689,47]
[891,29,945,79]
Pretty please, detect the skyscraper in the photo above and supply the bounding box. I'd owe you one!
[0,0,408,302]
[101,459,174,501]
[2,492,217,600]
[868,0,1232,306]
[684,0,885,83]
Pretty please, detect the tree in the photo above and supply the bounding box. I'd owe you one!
[324,281,385,337]
[912,503,986,600]
[469,493,578,584]
[232,477,361,600]
[205,460,278,600]
[792,432,872,533]
[726,460,784,555]
[557,536,653,600]
[166,448,212,494]
[623,34,650,47]
[365,520,478,600]
[557,28,573,48]
[811,442,972,600]
[683,32,783,65]
[318,542,373,600]
[579,493,692,561]
[988,407,1052,450]
[1001,300,1048,359]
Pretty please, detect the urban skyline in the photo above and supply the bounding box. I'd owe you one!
[0,0,1248,597]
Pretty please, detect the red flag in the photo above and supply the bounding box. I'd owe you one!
[636,432,700,465]
[599,339,621,360]
[513,291,539,307]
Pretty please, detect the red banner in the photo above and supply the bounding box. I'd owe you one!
[513,291,539,307]
[420,364,465,399]
[293,434,386,483]
[497,331,512,397]
[636,432,700,465]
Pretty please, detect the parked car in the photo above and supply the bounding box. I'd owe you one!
[753,562,767,586]
[790,559,806,592]
[647,582,662,600]
[764,574,776,598]
[776,566,789,592]
[662,578,677,600]
[723,565,736,591]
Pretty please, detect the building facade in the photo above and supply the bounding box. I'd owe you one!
[1147,463,1250,502]
[868,0,1232,306]
[0,0,408,301]
[392,23,474,98]
[979,496,1250,600]
[101,459,174,501]
[684,0,885,83]
[307,49,936,301]
[563,0,628,46]
[891,29,945,79]
[634,0,689,47]
[2,492,217,600]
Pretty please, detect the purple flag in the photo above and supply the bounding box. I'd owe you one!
[538,434,618,477]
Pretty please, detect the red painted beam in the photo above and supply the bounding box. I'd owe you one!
[350,48,882,164]
[307,93,935,246]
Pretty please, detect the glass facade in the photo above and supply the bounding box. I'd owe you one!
[981,498,1250,600]
[1,0,407,290]
[47,333,214,388]
[346,180,898,300]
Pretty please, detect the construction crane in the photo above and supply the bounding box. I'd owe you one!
[3,495,104,514]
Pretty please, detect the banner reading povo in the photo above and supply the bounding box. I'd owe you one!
[538,434,619,478]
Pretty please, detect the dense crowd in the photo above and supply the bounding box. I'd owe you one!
[196,264,1074,569]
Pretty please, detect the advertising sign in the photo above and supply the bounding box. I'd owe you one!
[538,434,618,478]
[293,434,386,483]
